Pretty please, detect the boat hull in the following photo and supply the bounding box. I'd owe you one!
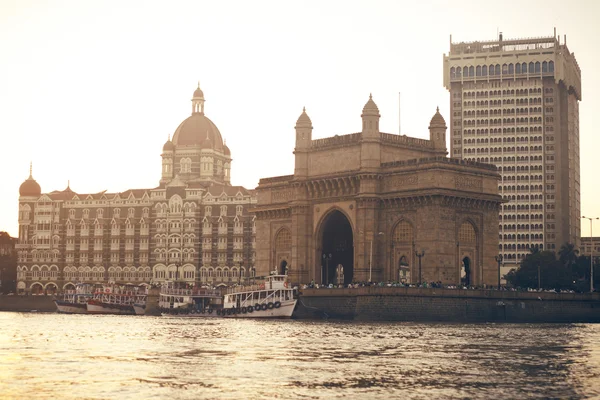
[162,299,297,319]
[55,300,88,314]
[86,300,136,315]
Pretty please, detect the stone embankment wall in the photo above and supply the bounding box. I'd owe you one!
[0,295,57,313]
[295,287,600,323]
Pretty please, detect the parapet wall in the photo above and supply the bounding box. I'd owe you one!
[0,295,57,312]
[296,287,600,323]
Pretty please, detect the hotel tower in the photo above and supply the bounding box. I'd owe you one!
[443,30,581,273]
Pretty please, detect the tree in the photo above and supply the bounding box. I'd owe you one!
[558,242,578,268]
[505,250,574,290]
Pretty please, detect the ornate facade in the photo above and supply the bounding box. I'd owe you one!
[16,86,257,294]
[253,96,503,286]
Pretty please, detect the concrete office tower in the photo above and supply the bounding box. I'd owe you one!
[443,30,581,274]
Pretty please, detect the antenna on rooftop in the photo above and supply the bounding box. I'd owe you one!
[399,92,401,135]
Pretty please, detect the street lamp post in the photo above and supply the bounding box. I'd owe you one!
[322,253,332,285]
[415,250,425,285]
[582,216,599,293]
[369,232,384,283]
[494,254,503,289]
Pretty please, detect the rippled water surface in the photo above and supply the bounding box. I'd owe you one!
[1,313,599,399]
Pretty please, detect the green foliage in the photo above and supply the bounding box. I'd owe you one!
[505,243,597,292]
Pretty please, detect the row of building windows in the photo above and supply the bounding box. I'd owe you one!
[462,98,544,107]
[450,61,555,78]
[500,224,544,231]
[462,127,546,135]
[462,88,546,98]
[462,107,545,117]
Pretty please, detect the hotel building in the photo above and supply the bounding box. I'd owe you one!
[443,31,581,274]
[16,86,257,294]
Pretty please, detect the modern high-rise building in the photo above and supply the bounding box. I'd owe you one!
[443,30,581,273]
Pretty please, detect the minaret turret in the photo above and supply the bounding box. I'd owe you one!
[429,107,447,153]
[294,107,312,178]
[361,93,380,138]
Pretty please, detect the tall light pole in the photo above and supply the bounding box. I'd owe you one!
[582,216,599,293]
[369,232,384,282]
[494,254,503,289]
[415,250,425,285]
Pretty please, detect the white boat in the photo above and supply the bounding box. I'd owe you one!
[86,284,148,315]
[162,274,297,319]
[158,281,221,313]
[54,283,94,314]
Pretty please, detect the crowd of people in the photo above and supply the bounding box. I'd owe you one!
[301,280,580,293]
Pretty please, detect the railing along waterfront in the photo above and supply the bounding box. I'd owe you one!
[160,287,220,297]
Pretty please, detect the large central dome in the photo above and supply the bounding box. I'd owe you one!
[172,113,224,151]
[170,85,225,151]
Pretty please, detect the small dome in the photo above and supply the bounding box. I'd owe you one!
[429,107,447,128]
[295,107,312,128]
[193,83,204,99]
[163,138,174,152]
[361,94,380,116]
[223,142,231,156]
[19,176,41,197]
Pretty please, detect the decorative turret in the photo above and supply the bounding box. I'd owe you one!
[428,107,447,152]
[192,82,205,115]
[294,107,313,178]
[361,94,380,138]
[161,135,174,184]
[19,162,41,197]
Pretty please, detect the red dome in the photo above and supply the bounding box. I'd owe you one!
[19,177,41,197]
[172,113,224,151]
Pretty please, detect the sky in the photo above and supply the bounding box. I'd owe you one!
[1,0,599,238]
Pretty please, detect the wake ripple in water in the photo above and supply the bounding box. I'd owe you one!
[0,314,599,399]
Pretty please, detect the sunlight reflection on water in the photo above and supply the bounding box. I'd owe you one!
[0,313,599,399]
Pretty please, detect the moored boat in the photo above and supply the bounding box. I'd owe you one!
[161,274,297,319]
[86,284,148,315]
[54,283,94,314]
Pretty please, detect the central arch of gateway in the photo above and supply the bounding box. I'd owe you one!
[252,96,503,286]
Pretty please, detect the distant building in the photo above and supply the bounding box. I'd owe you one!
[0,232,17,293]
[16,86,257,294]
[580,237,600,258]
[253,96,503,286]
[443,30,582,278]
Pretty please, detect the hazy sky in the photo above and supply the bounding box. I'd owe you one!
[1,0,599,238]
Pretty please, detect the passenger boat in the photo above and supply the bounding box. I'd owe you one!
[161,274,297,319]
[158,281,221,313]
[86,284,148,315]
[54,283,94,314]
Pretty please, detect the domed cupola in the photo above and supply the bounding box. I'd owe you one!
[429,106,447,128]
[171,83,224,152]
[295,107,312,128]
[163,135,174,152]
[223,139,231,156]
[361,94,380,137]
[361,93,380,117]
[428,107,447,152]
[19,163,41,197]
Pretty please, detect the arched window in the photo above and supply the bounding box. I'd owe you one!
[529,62,534,73]
[549,61,554,72]
[482,65,487,76]
[275,229,292,251]
[535,62,540,73]
[508,63,514,74]
[459,222,476,244]
[476,65,481,76]
[393,221,414,243]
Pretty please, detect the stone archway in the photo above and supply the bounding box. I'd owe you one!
[30,283,43,295]
[279,260,288,275]
[461,256,472,286]
[317,210,354,285]
[398,255,410,283]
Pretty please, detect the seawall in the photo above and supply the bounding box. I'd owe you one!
[0,295,58,313]
[295,287,600,323]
